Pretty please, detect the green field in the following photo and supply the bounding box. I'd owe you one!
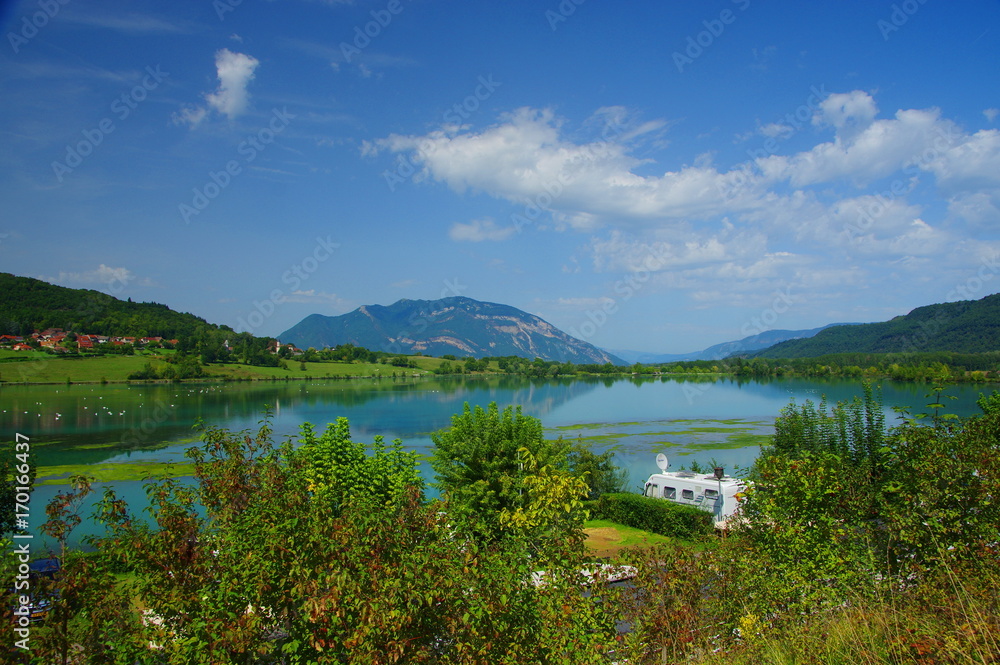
[0,350,455,384]
[0,352,157,383]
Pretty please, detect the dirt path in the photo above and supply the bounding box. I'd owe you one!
[584,526,627,558]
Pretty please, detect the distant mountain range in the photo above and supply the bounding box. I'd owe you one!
[279,297,625,365]
[753,293,1000,358]
[611,324,850,363]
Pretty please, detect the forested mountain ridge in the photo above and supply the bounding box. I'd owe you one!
[754,293,1000,358]
[279,296,625,365]
[0,272,228,339]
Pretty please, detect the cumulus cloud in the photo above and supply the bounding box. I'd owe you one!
[812,90,878,140]
[368,91,1000,311]
[366,107,741,228]
[205,49,259,118]
[174,49,259,127]
[448,218,515,242]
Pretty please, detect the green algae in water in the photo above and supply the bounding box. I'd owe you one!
[35,461,197,485]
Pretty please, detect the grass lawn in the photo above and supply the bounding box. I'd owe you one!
[583,519,683,557]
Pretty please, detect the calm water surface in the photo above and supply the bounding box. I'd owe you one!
[1,375,992,549]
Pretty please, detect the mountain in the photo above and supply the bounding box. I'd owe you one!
[754,293,1000,358]
[610,324,849,363]
[279,297,625,365]
[0,272,227,338]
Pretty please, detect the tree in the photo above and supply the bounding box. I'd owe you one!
[566,438,629,499]
[725,385,1000,630]
[431,402,569,539]
[17,411,617,663]
[297,417,423,514]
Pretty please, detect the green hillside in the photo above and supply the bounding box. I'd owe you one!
[755,293,1000,358]
[0,272,228,339]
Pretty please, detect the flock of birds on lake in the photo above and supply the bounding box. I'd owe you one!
[2,386,228,423]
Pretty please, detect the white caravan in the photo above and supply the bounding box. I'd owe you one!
[643,454,746,529]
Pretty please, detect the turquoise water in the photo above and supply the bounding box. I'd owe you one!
[1,375,992,550]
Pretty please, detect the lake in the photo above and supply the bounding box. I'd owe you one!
[2,375,993,550]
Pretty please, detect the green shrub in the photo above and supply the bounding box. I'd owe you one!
[595,493,713,539]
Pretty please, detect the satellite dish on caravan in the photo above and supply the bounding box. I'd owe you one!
[655,453,669,472]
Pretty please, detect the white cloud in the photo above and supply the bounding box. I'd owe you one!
[761,107,949,187]
[554,297,616,308]
[812,90,878,141]
[174,49,259,127]
[369,92,1000,313]
[61,12,188,34]
[759,122,794,139]
[284,290,351,309]
[985,108,999,123]
[205,49,260,119]
[41,265,136,288]
[368,107,741,228]
[172,105,207,128]
[448,218,516,242]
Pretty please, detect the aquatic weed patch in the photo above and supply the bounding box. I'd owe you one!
[36,461,197,484]
[548,418,773,456]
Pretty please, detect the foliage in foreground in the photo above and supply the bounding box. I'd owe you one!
[3,387,1000,664]
[4,413,620,664]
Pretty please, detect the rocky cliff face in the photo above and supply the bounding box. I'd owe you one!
[279,296,624,364]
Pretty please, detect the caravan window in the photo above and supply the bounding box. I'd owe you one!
[645,483,658,498]
[663,486,676,499]
[681,489,694,500]
[704,489,719,499]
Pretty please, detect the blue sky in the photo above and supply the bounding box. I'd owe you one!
[2,0,999,354]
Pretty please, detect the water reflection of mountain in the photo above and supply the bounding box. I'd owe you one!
[270,375,603,440]
[6,376,985,470]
